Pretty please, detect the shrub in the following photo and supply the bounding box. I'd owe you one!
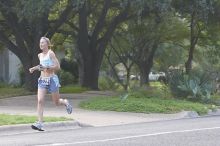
[60,58,78,81]
[98,76,120,91]
[133,86,171,99]
[58,70,75,86]
[167,69,216,103]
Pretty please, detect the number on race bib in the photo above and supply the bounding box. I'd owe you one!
[39,77,50,86]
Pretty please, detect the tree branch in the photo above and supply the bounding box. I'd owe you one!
[97,3,131,54]
[91,0,111,46]
[47,0,74,38]
[66,20,79,32]
[0,30,19,56]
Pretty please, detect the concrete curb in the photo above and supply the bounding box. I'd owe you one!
[0,120,88,133]
[183,109,220,118]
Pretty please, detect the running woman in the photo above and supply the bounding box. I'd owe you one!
[29,37,72,131]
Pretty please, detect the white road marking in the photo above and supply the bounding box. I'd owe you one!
[0,128,79,137]
[35,126,220,146]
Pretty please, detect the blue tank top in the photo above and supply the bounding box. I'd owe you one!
[39,50,53,67]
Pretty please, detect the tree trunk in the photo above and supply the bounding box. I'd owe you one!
[139,44,158,86]
[77,3,99,90]
[76,1,129,90]
[185,45,195,74]
[78,55,99,90]
[11,42,40,91]
[22,56,40,91]
[140,66,150,86]
[185,11,199,74]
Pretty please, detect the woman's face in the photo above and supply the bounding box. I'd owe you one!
[39,38,48,50]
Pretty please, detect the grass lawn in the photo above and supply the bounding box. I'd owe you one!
[0,114,72,126]
[0,87,33,99]
[80,96,215,115]
[0,85,88,99]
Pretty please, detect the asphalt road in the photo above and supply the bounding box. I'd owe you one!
[1,116,220,146]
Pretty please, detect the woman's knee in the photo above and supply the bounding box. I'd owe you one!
[37,95,45,105]
[54,99,60,106]
[51,93,61,106]
[38,98,44,105]
[37,89,46,105]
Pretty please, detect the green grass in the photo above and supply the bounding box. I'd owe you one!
[80,83,215,115]
[149,81,164,87]
[0,114,72,126]
[0,87,33,99]
[80,96,213,115]
[0,84,88,99]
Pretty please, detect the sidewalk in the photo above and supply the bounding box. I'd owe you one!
[0,91,218,130]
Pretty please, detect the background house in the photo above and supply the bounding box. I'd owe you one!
[0,49,20,84]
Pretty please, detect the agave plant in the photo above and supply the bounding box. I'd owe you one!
[168,69,215,102]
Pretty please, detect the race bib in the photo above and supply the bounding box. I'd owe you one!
[39,77,50,86]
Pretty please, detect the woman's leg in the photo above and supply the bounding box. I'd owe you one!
[37,88,47,122]
[50,75,72,114]
[51,92,72,114]
[51,91,67,106]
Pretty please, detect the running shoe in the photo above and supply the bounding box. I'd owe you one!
[31,121,44,131]
[65,100,73,114]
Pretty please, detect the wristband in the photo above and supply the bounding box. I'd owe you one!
[38,64,44,71]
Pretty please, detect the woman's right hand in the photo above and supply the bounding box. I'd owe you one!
[29,67,35,73]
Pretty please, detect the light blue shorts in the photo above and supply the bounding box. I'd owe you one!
[38,75,61,93]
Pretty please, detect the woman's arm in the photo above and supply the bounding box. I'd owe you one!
[29,65,41,73]
[48,51,60,71]
[29,54,41,73]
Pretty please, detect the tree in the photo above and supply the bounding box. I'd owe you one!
[75,0,131,89]
[65,0,172,89]
[0,0,74,91]
[105,34,135,90]
[172,0,214,74]
[124,10,176,86]
[154,15,189,72]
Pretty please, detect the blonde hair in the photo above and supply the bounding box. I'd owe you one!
[41,37,53,48]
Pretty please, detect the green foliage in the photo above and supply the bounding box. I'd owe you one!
[49,0,69,20]
[0,114,71,126]
[128,84,172,99]
[120,83,172,101]
[172,0,214,21]
[15,0,58,22]
[60,85,87,93]
[154,43,186,71]
[1,0,220,92]
[0,87,33,98]
[80,95,211,115]
[198,24,220,71]
[168,69,215,102]
[210,93,220,105]
[60,58,78,80]
[51,33,66,51]
[121,0,172,17]
[98,76,120,91]
[153,14,189,71]
[58,70,75,86]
